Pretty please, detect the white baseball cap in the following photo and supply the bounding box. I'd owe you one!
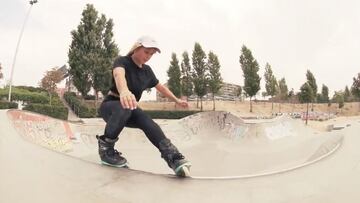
[136,36,161,53]
[127,36,161,56]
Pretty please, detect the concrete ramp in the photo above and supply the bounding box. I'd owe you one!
[5,110,342,177]
[1,109,360,202]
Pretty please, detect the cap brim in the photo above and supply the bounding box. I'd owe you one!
[141,44,161,53]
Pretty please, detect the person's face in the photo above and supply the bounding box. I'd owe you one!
[133,47,157,65]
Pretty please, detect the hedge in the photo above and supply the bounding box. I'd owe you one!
[15,86,47,93]
[0,87,49,104]
[0,87,68,120]
[63,92,97,118]
[23,104,68,120]
[0,101,18,109]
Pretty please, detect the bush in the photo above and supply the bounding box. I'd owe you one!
[15,86,47,93]
[64,92,98,118]
[0,101,18,109]
[49,93,64,106]
[23,104,68,120]
[0,86,69,119]
[0,87,49,104]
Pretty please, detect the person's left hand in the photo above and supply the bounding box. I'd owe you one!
[176,99,189,108]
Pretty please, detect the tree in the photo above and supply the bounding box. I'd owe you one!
[288,88,298,113]
[278,78,288,100]
[277,77,288,113]
[306,70,317,111]
[180,51,193,100]
[93,17,119,99]
[351,73,360,111]
[239,45,261,112]
[332,91,345,112]
[192,42,207,111]
[0,63,3,80]
[207,51,223,110]
[264,63,278,112]
[344,86,352,102]
[288,88,295,98]
[167,53,181,99]
[299,82,314,125]
[68,4,97,97]
[39,68,63,105]
[351,73,360,98]
[319,84,329,103]
[261,91,267,100]
[68,4,119,99]
[235,86,243,102]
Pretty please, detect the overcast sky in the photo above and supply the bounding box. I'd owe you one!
[1,0,359,100]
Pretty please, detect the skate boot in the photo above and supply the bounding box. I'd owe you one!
[159,138,191,177]
[96,135,127,167]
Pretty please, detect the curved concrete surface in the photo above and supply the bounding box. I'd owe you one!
[1,109,359,202]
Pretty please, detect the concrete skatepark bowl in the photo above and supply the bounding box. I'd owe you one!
[1,109,359,203]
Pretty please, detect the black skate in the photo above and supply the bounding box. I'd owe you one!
[170,153,191,177]
[159,138,191,177]
[96,135,128,168]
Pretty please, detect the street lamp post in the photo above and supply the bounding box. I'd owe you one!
[8,0,38,102]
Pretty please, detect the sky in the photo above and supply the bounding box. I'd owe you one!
[0,0,359,100]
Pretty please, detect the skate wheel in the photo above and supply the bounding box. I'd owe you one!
[181,166,191,177]
[101,161,129,168]
[175,165,191,177]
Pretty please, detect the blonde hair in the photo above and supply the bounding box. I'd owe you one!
[126,42,142,56]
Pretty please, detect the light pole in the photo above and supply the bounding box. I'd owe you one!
[8,0,38,102]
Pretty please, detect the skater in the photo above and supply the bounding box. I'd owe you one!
[97,36,190,176]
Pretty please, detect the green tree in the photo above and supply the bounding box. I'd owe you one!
[351,73,360,102]
[261,91,267,100]
[288,88,298,113]
[192,42,207,111]
[239,45,261,112]
[344,85,352,102]
[68,4,118,100]
[180,51,193,100]
[93,17,119,99]
[39,67,63,105]
[299,82,314,125]
[277,77,288,113]
[0,63,3,81]
[351,73,360,98]
[319,84,329,103]
[351,73,360,111]
[264,63,278,112]
[288,88,295,98]
[235,86,243,102]
[68,4,97,97]
[207,51,223,110]
[167,53,181,98]
[333,91,345,111]
[278,78,288,100]
[306,70,317,110]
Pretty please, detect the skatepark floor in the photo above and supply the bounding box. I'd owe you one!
[1,109,360,203]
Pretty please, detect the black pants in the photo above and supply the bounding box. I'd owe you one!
[99,98,167,148]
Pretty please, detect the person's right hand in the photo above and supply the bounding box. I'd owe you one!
[119,90,137,110]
